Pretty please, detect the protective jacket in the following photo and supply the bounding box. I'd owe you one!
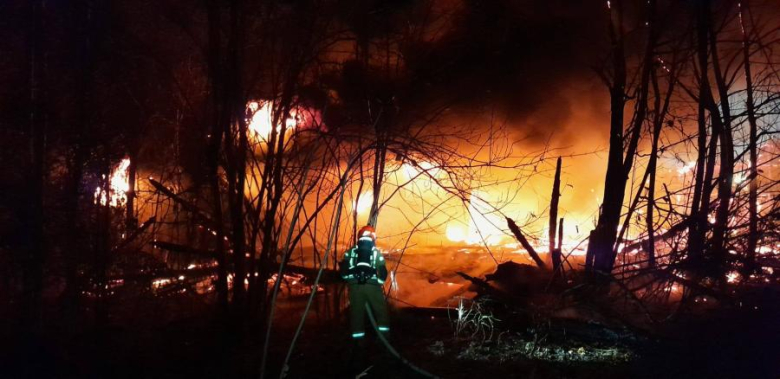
[339,233,390,338]
[339,239,388,285]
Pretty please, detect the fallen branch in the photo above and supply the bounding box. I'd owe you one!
[506,217,547,269]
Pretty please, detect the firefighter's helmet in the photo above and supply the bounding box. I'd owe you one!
[358,225,376,243]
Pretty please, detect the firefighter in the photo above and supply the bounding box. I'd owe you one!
[339,225,390,340]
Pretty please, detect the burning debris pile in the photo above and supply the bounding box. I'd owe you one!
[266,273,324,297]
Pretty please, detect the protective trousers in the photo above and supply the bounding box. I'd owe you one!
[348,283,389,338]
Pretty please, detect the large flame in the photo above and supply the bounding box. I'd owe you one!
[247,101,305,141]
[94,158,131,207]
[354,191,374,214]
[463,191,506,245]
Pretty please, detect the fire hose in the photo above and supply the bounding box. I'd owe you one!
[365,303,440,379]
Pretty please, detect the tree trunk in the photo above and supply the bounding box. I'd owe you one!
[586,0,627,275]
[708,3,734,262]
[739,2,759,268]
[588,0,657,275]
[557,218,564,252]
[94,160,111,327]
[63,0,95,324]
[645,57,675,267]
[206,0,229,311]
[645,72,661,268]
[23,0,47,332]
[225,0,247,313]
[555,217,564,279]
[688,0,710,263]
[549,157,562,272]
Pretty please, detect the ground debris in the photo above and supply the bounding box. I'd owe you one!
[433,332,634,364]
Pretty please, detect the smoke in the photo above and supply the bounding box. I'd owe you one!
[407,0,610,146]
